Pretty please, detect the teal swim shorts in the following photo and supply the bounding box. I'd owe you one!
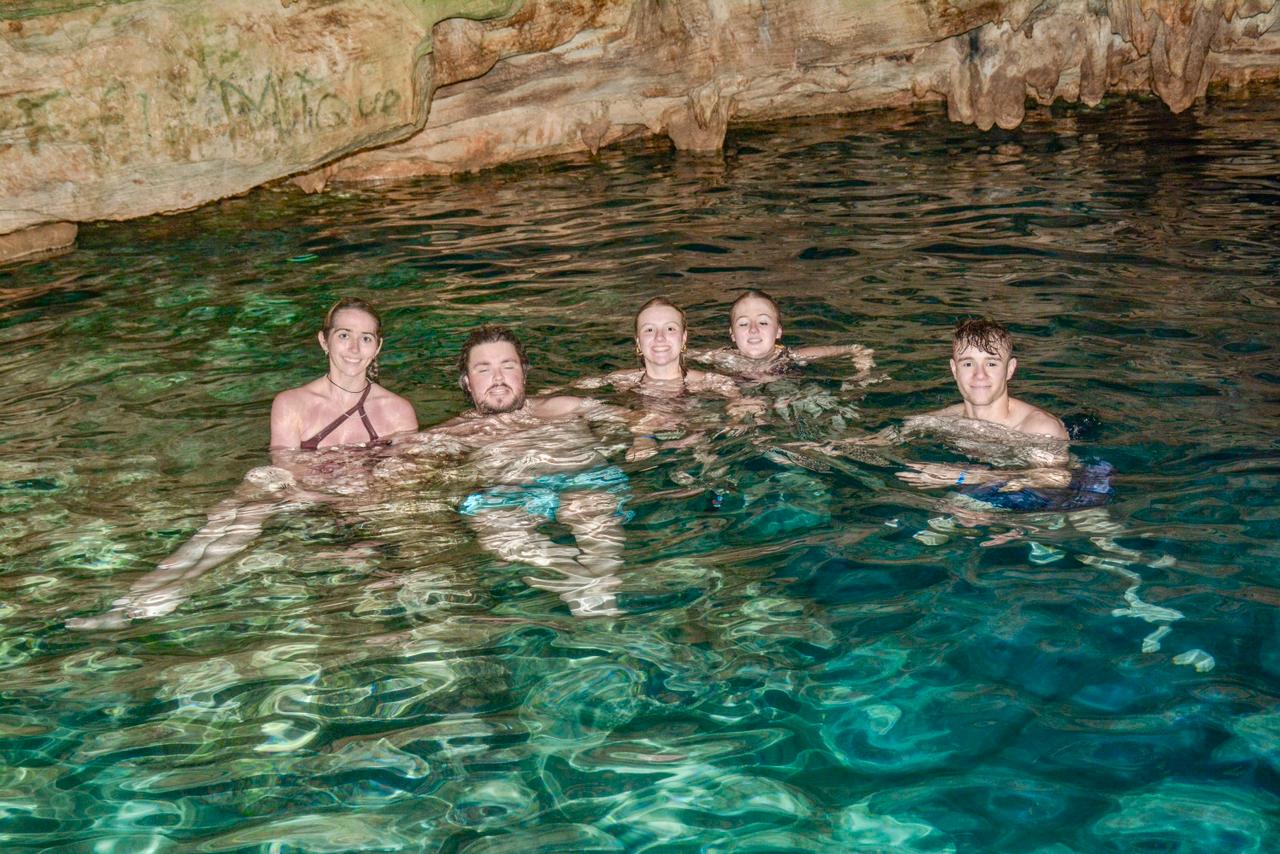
[458,465,631,521]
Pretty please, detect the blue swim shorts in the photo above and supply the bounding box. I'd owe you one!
[458,465,632,521]
[960,461,1114,512]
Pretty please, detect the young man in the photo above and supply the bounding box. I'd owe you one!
[893,319,1071,493]
[935,318,1066,439]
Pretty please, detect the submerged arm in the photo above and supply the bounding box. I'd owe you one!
[67,466,319,630]
[896,461,1072,491]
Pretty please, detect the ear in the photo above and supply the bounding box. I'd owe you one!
[1006,357,1017,380]
[318,330,328,352]
[949,358,958,381]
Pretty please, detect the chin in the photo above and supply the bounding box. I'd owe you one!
[480,396,524,415]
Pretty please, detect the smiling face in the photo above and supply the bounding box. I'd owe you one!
[464,340,527,414]
[635,303,687,370]
[729,295,783,359]
[319,307,382,382]
[950,342,1016,409]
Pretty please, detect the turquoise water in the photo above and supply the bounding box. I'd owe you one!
[2,89,1279,852]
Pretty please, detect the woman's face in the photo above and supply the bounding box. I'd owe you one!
[319,308,382,379]
[729,296,782,359]
[635,304,687,368]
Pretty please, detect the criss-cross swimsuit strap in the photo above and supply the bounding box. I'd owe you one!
[300,384,378,450]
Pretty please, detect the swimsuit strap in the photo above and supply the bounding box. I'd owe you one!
[300,384,377,450]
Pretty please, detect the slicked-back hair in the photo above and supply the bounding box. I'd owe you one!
[953,318,1013,358]
[457,325,529,394]
[731,289,781,321]
[322,296,383,382]
[634,297,687,335]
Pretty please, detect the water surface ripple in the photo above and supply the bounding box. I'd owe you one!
[2,91,1279,852]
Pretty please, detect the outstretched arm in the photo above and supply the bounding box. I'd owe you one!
[687,348,734,371]
[791,343,875,372]
[895,461,1072,491]
[567,369,643,392]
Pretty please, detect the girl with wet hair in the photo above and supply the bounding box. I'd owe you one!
[690,289,874,381]
[568,297,754,462]
[574,297,739,399]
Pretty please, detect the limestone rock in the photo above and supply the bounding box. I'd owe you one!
[330,0,1280,179]
[0,0,515,258]
[0,221,76,263]
[2,0,1279,259]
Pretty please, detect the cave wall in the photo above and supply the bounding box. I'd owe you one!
[2,0,1278,263]
[325,0,1280,183]
[0,0,518,260]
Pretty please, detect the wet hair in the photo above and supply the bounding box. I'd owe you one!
[634,297,687,335]
[953,318,1013,358]
[457,324,529,396]
[634,297,688,374]
[322,296,382,382]
[730,289,781,322]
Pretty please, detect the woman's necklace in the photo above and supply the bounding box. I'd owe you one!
[327,374,369,394]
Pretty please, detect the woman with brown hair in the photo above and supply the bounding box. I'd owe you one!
[269,296,417,449]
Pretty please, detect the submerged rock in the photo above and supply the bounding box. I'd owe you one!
[3,0,1279,261]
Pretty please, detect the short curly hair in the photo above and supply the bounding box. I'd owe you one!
[953,318,1012,358]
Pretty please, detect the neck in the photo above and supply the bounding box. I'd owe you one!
[643,361,684,382]
[963,395,1012,424]
[742,346,782,364]
[327,373,369,395]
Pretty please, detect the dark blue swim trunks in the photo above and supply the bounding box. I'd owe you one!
[458,465,631,521]
[959,461,1114,512]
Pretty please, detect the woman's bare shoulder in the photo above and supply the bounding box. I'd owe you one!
[374,386,418,428]
[272,380,322,410]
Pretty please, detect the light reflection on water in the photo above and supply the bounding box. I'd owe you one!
[2,90,1279,851]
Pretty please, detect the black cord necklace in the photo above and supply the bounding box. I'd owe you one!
[327,374,369,394]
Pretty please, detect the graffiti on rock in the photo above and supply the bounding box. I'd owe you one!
[216,70,402,142]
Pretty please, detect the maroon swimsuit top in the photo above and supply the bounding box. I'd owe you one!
[300,384,379,450]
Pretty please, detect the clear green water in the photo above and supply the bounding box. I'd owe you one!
[2,90,1279,852]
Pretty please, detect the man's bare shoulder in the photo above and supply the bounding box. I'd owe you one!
[927,403,967,418]
[527,394,588,418]
[1013,400,1068,440]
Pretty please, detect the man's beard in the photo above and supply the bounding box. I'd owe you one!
[474,386,526,415]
